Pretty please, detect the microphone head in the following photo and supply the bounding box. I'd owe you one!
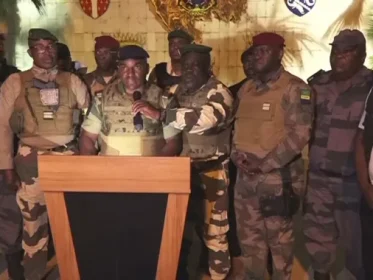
[133,91,142,101]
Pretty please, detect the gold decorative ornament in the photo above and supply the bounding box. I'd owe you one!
[102,32,146,47]
[147,0,247,41]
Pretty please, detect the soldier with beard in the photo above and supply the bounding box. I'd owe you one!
[151,44,234,280]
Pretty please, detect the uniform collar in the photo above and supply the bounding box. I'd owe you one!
[117,81,146,96]
[93,68,117,85]
[31,64,58,82]
[254,65,283,91]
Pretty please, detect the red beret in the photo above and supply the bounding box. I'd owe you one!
[252,32,285,47]
[95,36,120,50]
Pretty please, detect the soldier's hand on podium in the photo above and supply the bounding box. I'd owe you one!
[4,169,20,190]
[132,100,161,120]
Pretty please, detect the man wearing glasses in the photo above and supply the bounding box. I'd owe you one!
[84,35,120,101]
[0,28,89,279]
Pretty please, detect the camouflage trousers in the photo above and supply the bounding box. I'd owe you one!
[234,170,297,280]
[14,144,75,280]
[177,162,230,280]
[0,171,23,255]
[303,172,364,279]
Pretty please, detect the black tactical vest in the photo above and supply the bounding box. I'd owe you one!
[154,63,181,90]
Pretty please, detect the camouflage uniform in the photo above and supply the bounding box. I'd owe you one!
[163,76,234,280]
[304,67,373,279]
[84,69,117,101]
[0,52,89,279]
[232,66,313,280]
[81,79,165,156]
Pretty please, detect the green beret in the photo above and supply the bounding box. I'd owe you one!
[180,44,212,56]
[28,28,58,42]
[168,29,194,42]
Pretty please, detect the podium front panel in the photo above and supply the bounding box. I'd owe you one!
[39,156,190,280]
[65,192,167,279]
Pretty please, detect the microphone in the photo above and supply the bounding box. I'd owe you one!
[133,91,143,132]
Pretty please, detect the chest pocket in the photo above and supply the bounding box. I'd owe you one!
[236,100,282,151]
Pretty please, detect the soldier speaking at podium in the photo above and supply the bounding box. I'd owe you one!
[79,44,180,156]
[0,28,90,279]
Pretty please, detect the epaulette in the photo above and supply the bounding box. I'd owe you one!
[307,69,326,85]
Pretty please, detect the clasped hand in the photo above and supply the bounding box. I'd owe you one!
[132,101,160,120]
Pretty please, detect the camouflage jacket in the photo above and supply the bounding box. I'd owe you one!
[309,66,373,177]
[81,80,165,156]
[84,69,117,99]
[163,76,234,162]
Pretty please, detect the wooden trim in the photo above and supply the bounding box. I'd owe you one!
[45,192,79,280]
[38,156,191,194]
[156,194,189,279]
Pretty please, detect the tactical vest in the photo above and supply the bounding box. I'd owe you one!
[99,82,165,156]
[154,63,181,90]
[170,78,232,160]
[13,70,77,138]
[234,72,292,159]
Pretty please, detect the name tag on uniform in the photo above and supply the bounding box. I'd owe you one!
[43,111,54,120]
[262,103,271,111]
[40,88,59,106]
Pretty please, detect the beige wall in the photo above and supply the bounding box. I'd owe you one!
[14,0,373,86]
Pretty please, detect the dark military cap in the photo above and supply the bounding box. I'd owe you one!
[117,45,149,60]
[28,28,58,42]
[241,46,253,62]
[168,29,194,42]
[330,29,366,48]
[56,43,71,59]
[180,44,212,56]
[252,32,285,47]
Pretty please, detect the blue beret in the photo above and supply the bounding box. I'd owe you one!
[118,45,149,61]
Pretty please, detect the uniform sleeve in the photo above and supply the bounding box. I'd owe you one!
[0,74,21,169]
[70,74,90,109]
[164,84,233,134]
[81,98,103,135]
[259,82,314,173]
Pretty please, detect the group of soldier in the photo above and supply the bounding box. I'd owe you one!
[0,25,372,280]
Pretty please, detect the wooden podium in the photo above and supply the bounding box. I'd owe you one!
[38,155,190,280]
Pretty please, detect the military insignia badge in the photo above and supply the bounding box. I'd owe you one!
[40,89,59,106]
[80,0,110,19]
[285,0,316,17]
[178,0,216,16]
[300,89,311,104]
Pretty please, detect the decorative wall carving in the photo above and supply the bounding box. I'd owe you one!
[147,0,247,41]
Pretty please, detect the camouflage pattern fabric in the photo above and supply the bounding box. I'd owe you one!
[164,77,234,279]
[304,173,362,277]
[232,67,313,280]
[304,67,373,279]
[178,163,230,280]
[0,171,22,255]
[84,69,117,100]
[14,144,76,280]
[234,170,302,280]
